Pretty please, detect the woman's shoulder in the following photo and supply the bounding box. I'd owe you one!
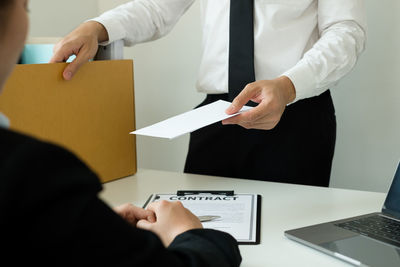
[0,127,101,191]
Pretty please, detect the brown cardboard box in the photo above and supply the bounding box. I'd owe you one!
[0,60,136,183]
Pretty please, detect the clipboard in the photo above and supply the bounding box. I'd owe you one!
[143,190,262,245]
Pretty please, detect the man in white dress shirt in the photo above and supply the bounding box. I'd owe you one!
[51,0,366,186]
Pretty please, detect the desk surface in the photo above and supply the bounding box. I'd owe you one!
[100,169,386,267]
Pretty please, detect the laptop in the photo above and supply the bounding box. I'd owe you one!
[285,162,400,267]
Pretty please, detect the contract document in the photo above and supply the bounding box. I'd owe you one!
[144,192,261,244]
[131,100,253,139]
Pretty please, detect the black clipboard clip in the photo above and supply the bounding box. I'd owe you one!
[177,190,234,196]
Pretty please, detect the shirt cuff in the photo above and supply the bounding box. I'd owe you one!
[282,61,317,104]
[88,17,126,46]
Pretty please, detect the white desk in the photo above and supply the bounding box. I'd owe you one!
[100,169,386,267]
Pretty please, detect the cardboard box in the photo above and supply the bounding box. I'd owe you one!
[0,60,136,182]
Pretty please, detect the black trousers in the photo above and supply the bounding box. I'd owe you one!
[184,91,336,187]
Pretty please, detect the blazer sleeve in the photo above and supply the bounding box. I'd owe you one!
[2,133,241,266]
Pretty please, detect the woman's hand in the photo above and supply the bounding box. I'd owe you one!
[137,201,203,247]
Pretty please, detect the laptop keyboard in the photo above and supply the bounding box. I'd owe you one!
[335,215,400,246]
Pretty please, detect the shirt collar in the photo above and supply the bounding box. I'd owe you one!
[0,112,10,129]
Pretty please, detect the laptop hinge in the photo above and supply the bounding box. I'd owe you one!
[380,213,400,222]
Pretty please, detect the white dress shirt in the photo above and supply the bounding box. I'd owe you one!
[93,0,367,103]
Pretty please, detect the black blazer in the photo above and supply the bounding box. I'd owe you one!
[0,128,241,266]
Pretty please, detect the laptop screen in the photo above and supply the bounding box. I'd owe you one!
[382,162,400,219]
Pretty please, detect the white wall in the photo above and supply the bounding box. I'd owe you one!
[330,0,400,192]
[30,0,400,193]
[28,0,98,37]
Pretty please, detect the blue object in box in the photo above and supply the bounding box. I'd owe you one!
[20,44,75,64]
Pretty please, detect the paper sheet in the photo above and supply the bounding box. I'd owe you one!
[145,193,259,243]
[131,100,253,139]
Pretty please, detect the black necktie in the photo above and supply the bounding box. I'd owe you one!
[228,0,256,103]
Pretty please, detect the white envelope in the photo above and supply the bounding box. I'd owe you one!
[131,100,253,139]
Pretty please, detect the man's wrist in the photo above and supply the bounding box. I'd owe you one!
[278,76,296,104]
[83,21,109,43]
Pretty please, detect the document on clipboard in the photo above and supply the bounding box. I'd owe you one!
[143,190,262,244]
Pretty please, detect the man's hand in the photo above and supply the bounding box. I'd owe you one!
[223,76,296,130]
[137,201,203,247]
[49,21,109,80]
[114,203,156,226]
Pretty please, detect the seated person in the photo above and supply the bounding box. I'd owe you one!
[0,0,241,266]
